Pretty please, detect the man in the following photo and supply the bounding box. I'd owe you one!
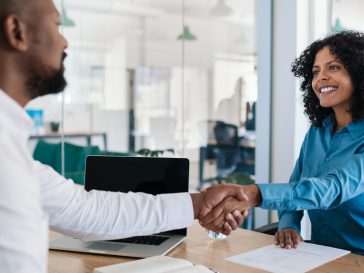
[0,0,246,272]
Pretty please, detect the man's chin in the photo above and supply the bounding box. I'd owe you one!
[41,72,67,96]
[27,69,67,99]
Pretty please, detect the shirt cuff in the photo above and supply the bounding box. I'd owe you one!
[160,192,194,230]
[278,213,302,233]
[257,183,295,210]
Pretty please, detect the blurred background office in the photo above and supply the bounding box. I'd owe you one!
[26,0,363,234]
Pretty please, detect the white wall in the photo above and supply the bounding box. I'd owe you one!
[270,0,298,185]
[255,0,272,228]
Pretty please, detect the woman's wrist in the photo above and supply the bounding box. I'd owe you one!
[242,185,262,207]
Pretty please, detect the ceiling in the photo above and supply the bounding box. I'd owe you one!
[59,0,255,54]
[60,0,254,23]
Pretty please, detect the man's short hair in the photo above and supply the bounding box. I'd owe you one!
[0,0,41,22]
[0,1,22,40]
[0,0,23,17]
[0,0,39,35]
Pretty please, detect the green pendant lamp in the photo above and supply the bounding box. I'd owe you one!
[331,18,346,33]
[177,25,197,41]
[61,6,76,27]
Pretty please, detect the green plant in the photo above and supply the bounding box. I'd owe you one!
[137,148,175,157]
[222,172,255,185]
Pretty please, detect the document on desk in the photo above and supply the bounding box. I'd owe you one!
[225,242,349,273]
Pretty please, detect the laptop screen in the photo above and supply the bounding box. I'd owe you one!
[85,156,189,236]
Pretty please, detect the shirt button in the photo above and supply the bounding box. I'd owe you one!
[326,156,331,161]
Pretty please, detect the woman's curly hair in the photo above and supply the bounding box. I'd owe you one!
[292,31,364,127]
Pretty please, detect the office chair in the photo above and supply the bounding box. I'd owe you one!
[254,222,278,235]
[213,121,240,182]
[197,121,240,189]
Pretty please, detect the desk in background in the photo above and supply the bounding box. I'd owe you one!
[29,132,108,150]
[48,223,364,273]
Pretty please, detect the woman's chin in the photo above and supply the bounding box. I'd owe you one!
[319,101,333,108]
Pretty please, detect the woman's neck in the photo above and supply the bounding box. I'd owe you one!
[333,108,352,132]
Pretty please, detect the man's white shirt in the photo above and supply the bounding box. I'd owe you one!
[0,90,194,273]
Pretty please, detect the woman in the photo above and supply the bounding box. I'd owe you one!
[201,31,364,254]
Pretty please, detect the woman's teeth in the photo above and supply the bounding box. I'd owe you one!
[321,86,337,93]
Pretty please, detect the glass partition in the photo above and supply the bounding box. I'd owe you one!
[28,0,258,227]
[179,0,257,192]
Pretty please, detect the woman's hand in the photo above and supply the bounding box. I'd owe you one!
[274,228,303,249]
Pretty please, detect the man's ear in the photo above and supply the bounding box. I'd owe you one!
[3,14,29,52]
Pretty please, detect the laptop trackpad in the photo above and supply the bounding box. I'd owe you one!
[87,242,126,252]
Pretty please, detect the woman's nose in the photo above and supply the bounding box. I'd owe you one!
[317,70,329,81]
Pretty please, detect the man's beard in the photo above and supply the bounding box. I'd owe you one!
[26,53,67,99]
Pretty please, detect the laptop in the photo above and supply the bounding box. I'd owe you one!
[49,156,189,258]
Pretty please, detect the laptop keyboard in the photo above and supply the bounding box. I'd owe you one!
[110,236,169,246]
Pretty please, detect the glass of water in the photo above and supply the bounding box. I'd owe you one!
[206,229,227,240]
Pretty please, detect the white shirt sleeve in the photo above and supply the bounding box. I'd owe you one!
[0,133,48,273]
[35,161,194,241]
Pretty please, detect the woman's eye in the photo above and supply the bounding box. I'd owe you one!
[329,64,339,70]
[312,70,319,77]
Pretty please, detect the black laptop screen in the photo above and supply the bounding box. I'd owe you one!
[84,156,189,236]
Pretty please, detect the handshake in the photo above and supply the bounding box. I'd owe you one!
[191,184,262,235]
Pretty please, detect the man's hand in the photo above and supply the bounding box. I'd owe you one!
[199,184,262,233]
[275,228,303,249]
[190,184,248,235]
[199,184,248,218]
[200,196,249,233]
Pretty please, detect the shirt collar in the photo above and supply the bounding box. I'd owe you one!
[346,119,364,139]
[322,114,335,129]
[322,113,364,139]
[0,89,33,132]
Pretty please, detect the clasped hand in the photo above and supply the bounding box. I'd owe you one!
[192,184,253,235]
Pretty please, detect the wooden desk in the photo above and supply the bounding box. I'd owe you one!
[49,223,364,273]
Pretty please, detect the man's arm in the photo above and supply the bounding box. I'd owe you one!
[36,161,194,240]
[36,161,247,239]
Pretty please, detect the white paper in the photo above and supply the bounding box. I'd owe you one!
[225,242,350,273]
